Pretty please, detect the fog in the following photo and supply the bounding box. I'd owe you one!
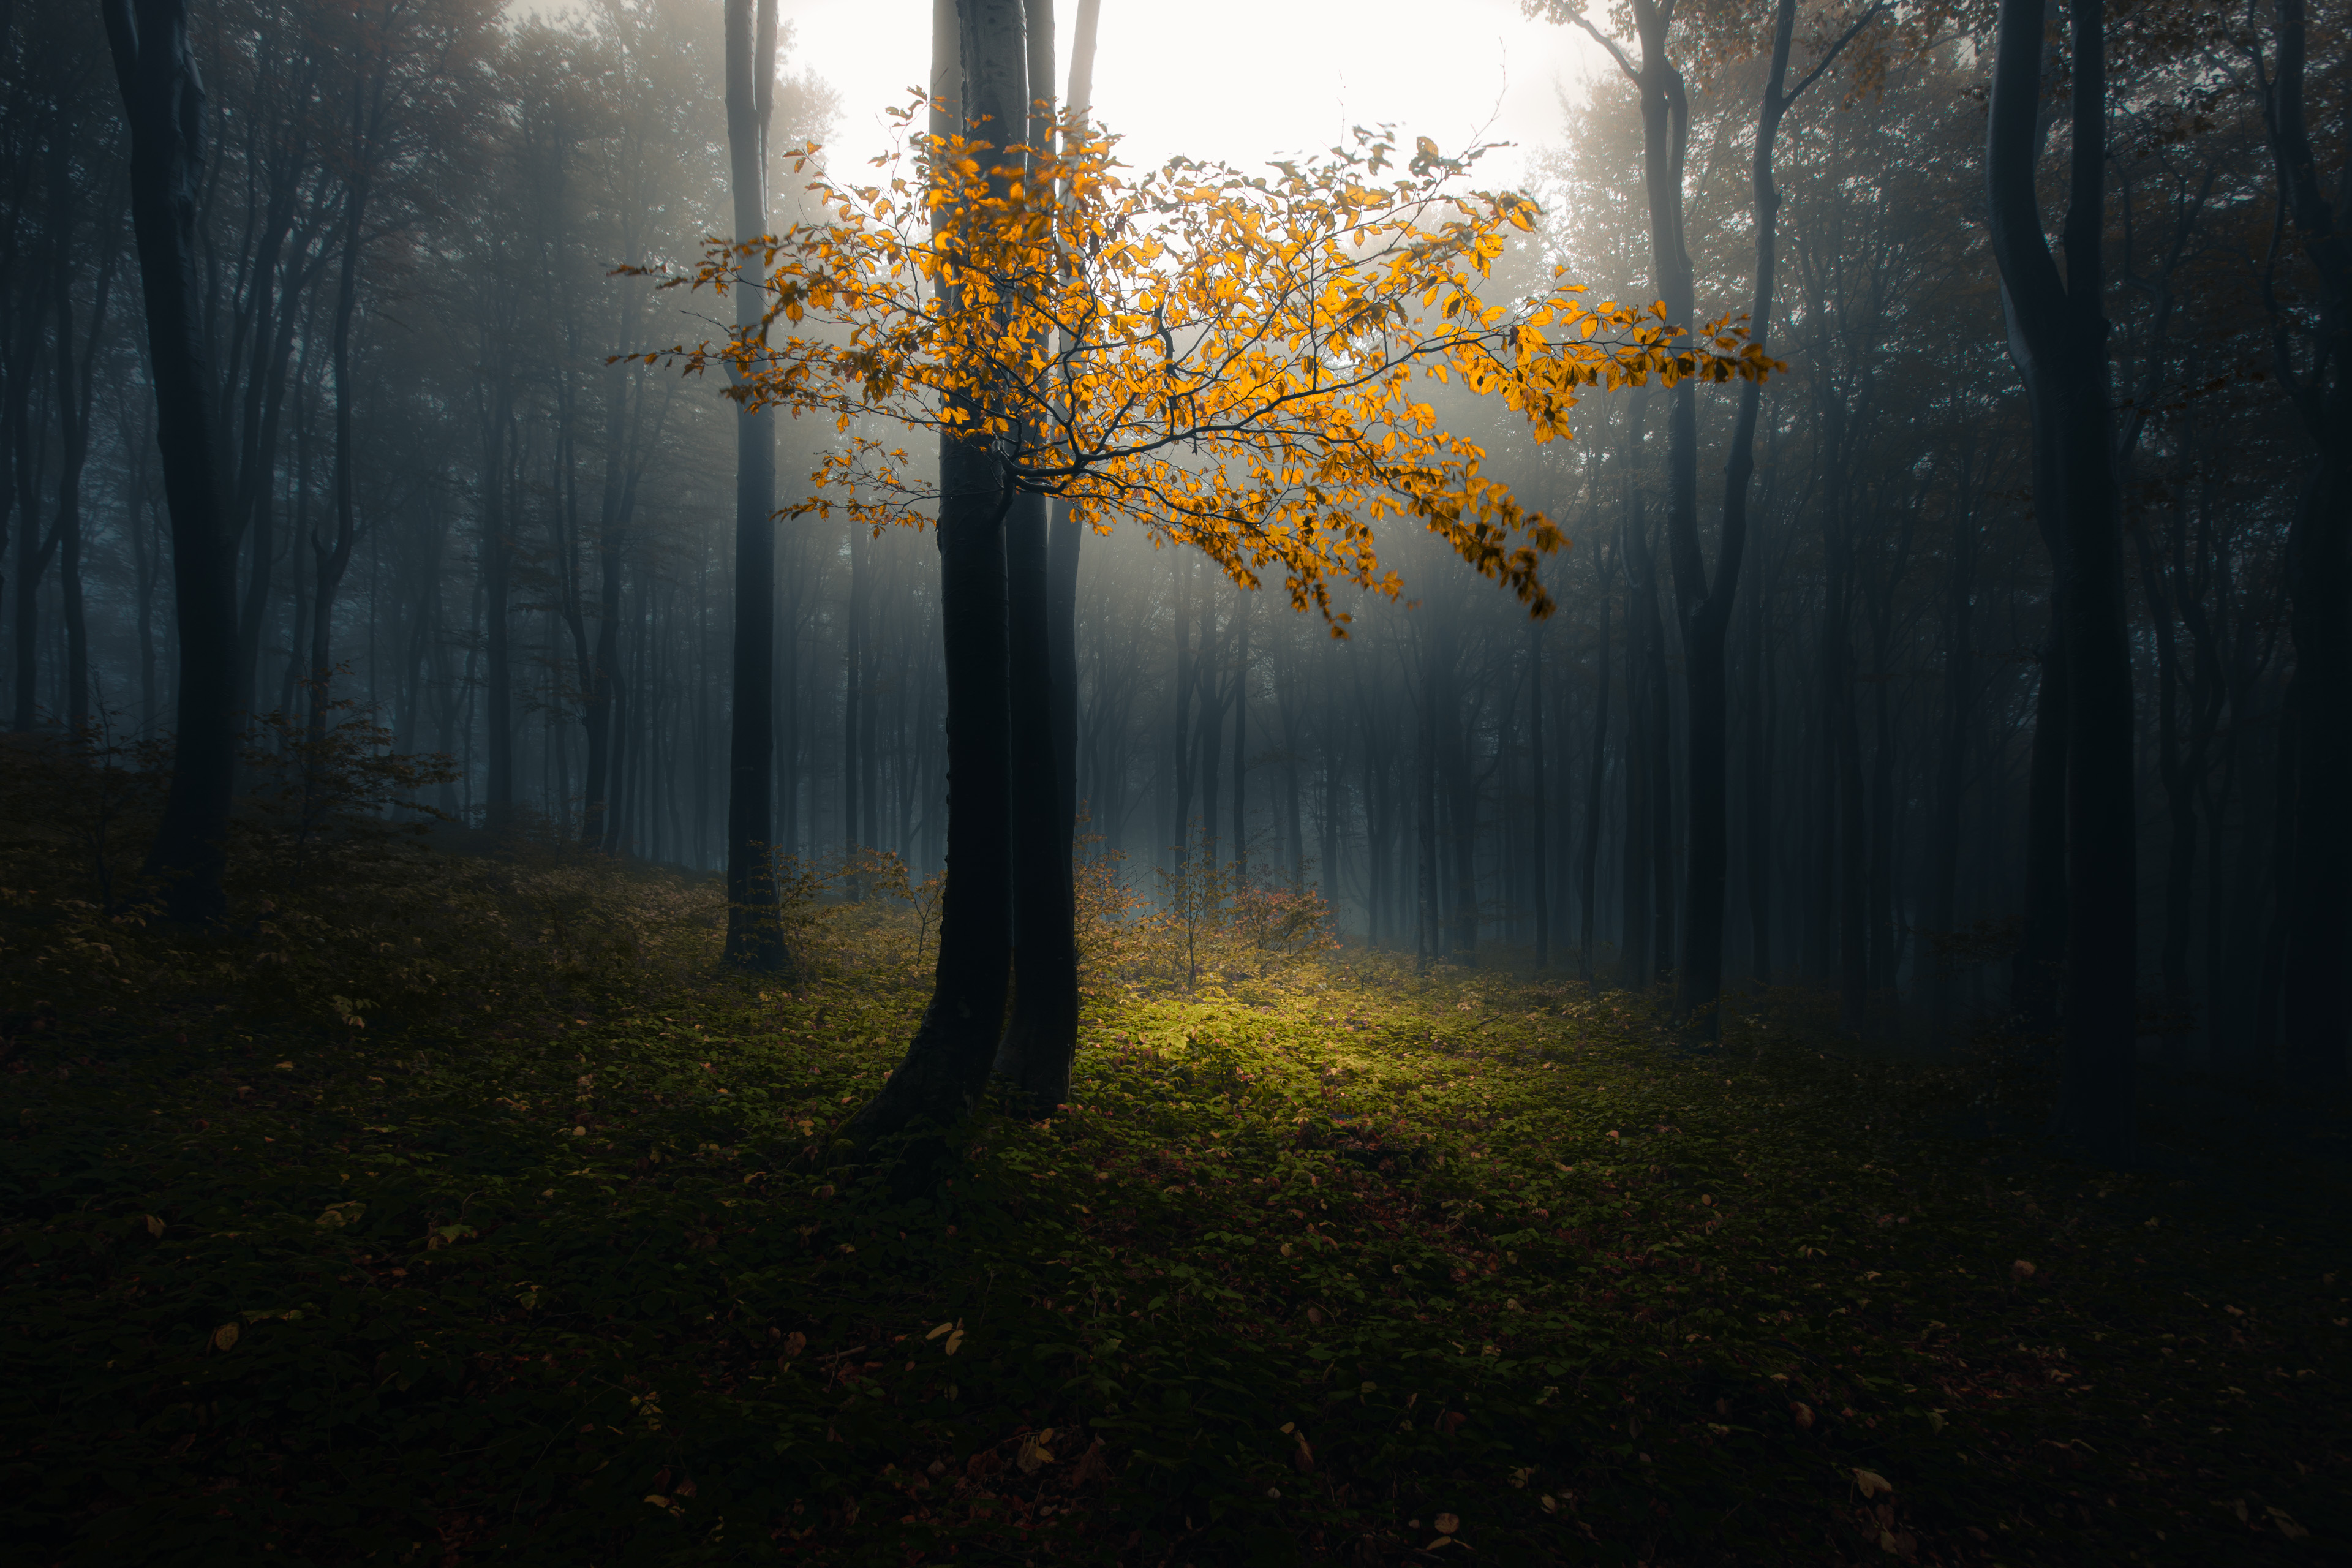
[7,0,2348,1102]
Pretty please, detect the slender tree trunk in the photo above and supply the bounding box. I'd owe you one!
[1529,619,1549,968]
[480,388,515,822]
[721,0,786,968]
[1743,545,1774,985]
[109,0,238,921]
[843,517,865,883]
[1824,520,1868,1030]
[1929,507,1976,1033]
[306,125,369,741]
[48,130,118,733]
[1580,546,1613,986]
[2258,0,2352,1091]
[1232,589,1249,870]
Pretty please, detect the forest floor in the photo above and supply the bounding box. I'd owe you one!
[4,954,2348,1567]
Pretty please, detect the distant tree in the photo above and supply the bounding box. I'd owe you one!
[1988,0,2138,1160]
[2245,0,2352,1092]
[719,0,788,970]
[105,0,238,922]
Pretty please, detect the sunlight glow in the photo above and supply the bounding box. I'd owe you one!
[784,0,1607,187]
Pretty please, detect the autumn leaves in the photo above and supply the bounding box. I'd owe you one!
[643,104,1774,627]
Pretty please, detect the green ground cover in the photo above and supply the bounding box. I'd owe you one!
[4,946,2346,1566]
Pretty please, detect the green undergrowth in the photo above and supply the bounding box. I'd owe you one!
[3,960,2347,1566]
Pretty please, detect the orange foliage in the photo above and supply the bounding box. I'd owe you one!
[633,102,1777,625]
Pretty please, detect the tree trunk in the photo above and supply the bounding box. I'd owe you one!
[995,485,1077,1109]
[108,0,239,922]
[1579,543,1613,986]
[849,0,1025,1164]
[2258,0,2352,1093]
[1929,503,1975,1033]
[1529,619,1550,968]
[721,0,786,968]
[1232,590,1250,870]
[1988,0,2137,1159]
[306,111,369,742]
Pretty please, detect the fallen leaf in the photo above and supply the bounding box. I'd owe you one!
[213,1323,239,1352]
[1792,1401,1814,1429]
[1854,1469,1893,1499]
[782,1331,807,1358]
[2011,1259,2037,1281]
[144,1215,164,1238]
[1434,1513,1460,1534]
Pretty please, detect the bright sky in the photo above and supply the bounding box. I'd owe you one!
[784,0,1611,190]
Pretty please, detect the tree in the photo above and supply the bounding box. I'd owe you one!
[105,0,238,923]
[2247,0,2352,1093]
[643,71,1770,1159]
[720,0,787,970]
[1988,0,2138,1159]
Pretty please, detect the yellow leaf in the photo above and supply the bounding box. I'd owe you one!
[144,1215,164,1238]
[213,1323,239,1352]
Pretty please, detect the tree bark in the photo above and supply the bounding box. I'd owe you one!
[306,80,371,741]
[108,0,239,922]
[847,0,1026,1165]
[721,0,786,968]
[2257,0,2352,1093]
[1579,542,1613,987]
[1988,0,2137,1160]
[1529,619,1550,968]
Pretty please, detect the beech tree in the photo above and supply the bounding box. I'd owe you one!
[644,25,1768,1155]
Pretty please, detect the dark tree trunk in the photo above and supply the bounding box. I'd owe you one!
[480,388,515,823]
[1832,537,1868,1032]
[995,488,1076,1110]
[47,124,117,733]
[1620,503,1653,987]
[2258,0,2352,1092]
[1929,501,1977,1033]
[306,115,369,741]
[997,0,1082,1094]
[1232,590,1250,870]
[844,518,866,880]
[1529,619,1550,968]
[721,0,786,969]
[1988,0,2137,1159]
[108,0,239,922]
[848,0,1025,1161]
[1579,544,1613,986]
[1743,546,1774,985]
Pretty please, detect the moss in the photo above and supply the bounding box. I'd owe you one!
[3,938,2346,1564]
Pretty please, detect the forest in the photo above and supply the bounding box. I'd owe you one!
[0,0,2346,1562]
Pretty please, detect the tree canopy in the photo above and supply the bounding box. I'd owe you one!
[640,104,1776,625]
